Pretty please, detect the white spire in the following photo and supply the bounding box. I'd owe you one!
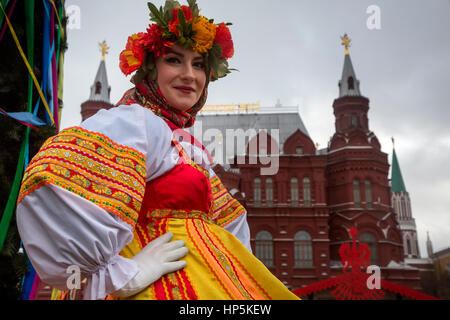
[338,34,362,97]
[89,41,111,103]
[89,59,111,103]
[338,53,362,97]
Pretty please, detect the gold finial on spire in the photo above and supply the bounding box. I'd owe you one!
[391,137,395,149]
[341,33,351,55]
[99,40,110,61]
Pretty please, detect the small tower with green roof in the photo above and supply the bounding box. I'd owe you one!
[390,138,420,259]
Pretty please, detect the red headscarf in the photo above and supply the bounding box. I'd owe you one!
[116,75,208,129]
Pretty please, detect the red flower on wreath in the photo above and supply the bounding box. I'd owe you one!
[119,32,148,75]
[119,24,174,75]
[169,5,193,36]
[214,23,234,59]
[145,23,172,58]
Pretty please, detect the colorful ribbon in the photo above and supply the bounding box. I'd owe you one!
[0,0,66,300]
[0,108,46,130]
[0,0,15,44]
[0,0,55,125]
[1,0,68,300]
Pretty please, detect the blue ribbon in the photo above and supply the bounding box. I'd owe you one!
[3,111,46,126]
[21,257,37,300]
[41,0,52,124]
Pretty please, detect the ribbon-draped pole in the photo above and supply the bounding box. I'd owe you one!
[0,0,35,253]
[20,0,38,300]
[0,0,66,299]
[0,0,55,125]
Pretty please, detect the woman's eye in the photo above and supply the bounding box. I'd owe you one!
[166,57,180,64]
[194,62,205,69]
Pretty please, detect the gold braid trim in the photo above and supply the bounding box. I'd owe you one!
[18,127,146,227]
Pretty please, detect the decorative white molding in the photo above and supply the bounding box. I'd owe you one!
[328,146,373,154]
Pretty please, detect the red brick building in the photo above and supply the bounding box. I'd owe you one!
[198,45,426,294]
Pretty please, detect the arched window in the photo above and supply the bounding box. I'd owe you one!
[348,76,355,90]
[294,231,313,268]
[351,114,358,128]
[353,179,361,208]
[406,237,412,256]
[254,178,261,205]
[303,177,311,207]
[365,180,372,208]
[401,198,407,219]
[360,232,378,265]
[255,231,274,267]
[95,81,102,94]
[291,177,299,207]
[265,178,273,206]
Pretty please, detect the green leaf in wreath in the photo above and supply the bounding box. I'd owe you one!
[164,0,180,20]
[150,67,158,81]
[131,68,147,85]
[187,0,200,17]
[185,38,193,48]
[148,2,169,30]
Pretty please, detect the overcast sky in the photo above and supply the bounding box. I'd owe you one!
[61,0,450,257]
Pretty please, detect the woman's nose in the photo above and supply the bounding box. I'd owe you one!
[180,63,195,81]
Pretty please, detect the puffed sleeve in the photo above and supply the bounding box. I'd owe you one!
[16,104,177,299]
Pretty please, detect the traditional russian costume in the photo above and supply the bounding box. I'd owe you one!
[17,0,300,300]
[17,88,299,300]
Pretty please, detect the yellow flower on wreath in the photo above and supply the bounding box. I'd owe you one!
[192,16,216,53]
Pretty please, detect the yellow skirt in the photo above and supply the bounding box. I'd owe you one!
[119,213,300,300]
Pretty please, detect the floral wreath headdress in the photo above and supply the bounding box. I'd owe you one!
[119,0,235,84]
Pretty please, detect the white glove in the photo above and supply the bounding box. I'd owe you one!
[112,231,188,298]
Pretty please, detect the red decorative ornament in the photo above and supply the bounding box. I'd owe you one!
[292,227,439,300]
[331,227,385,300]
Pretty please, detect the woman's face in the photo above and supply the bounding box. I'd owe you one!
[155,44,207,112]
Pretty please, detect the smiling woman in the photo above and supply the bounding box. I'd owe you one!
[16,0,300,301]
[156,44,207,112]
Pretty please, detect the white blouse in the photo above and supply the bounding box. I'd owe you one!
[17,104,251,300]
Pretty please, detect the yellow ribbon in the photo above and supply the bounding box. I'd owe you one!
[49,0,64,40]
[0,1,55,125]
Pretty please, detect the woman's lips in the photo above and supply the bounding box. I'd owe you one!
[174,86,195,94]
